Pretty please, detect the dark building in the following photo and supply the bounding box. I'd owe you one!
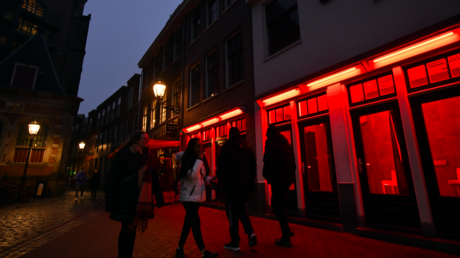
[138,0,258,211]
[67,74,141,188]
[0,0,90,196]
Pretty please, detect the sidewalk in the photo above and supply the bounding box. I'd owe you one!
[0,190,103,257]
[18,203,459,258]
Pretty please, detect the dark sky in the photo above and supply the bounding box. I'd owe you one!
[78,0,183,115]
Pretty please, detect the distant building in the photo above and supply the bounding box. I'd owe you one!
[0,0,90,196]
[67,74,141,189]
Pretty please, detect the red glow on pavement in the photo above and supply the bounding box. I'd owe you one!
[373,31,459,67]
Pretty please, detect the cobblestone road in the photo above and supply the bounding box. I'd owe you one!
[17,203,460,258]
[0,190,103,257]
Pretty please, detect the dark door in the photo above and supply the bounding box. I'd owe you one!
[411,86,460,239]
[276,124,299,216]
[351,101,421,231]
[298,117,340,221]
[215,139,227,204]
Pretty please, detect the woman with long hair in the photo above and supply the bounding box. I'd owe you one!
[105,131,164,258]
[175,138,218,258]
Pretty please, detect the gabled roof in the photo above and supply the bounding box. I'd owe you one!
[0,33,65,94]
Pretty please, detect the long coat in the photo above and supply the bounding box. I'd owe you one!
[105,147,164,222]
[217,139,256,199]
[263,132,296,187]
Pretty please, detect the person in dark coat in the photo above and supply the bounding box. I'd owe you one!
[217,127,257,252]
[105,132,164,258]
[75,167,88,201]
[263,125,296,247]
[90,168,101,200]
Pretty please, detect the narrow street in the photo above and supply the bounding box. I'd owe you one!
[1,193,457,258]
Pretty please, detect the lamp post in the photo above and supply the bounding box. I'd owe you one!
[20,121,40,186]
[153,80,180,114]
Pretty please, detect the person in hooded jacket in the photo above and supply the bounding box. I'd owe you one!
[90,168,101,200]
[216,127,257,252]
[75,167,88,201]
[105,131,164,258]
[263,125,296,247]
[174,138,218,258]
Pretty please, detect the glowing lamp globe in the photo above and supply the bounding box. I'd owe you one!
[79,141,85,150]
[153,81,166,99]
[28,121,40,136]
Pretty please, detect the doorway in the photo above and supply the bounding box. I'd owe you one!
[351,102,420,231]
[298,117,340,221]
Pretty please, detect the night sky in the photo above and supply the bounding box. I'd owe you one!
[78,0,183,115]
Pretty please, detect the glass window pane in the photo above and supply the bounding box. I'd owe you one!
[407,65,428,88]
[276,108,284,122]
[298,100,308,116]
[359,111,409,195]
[448,53,460,78]
[422,95,460,197]
[303,124,334,192]
[426,58,450,83]
[308,98,318,114]
[317,95,328,111]
[378,75,395,96]
[363,79,379,100]
[269,110,275,124]
[284,106,291,120]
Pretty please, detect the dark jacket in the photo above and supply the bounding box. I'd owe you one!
[105,147,164,222]
[75,171,87,186]
[90,172,101,188]
[263,132,296,187]
[217,138,256,198]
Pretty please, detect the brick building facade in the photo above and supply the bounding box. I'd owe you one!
[0,0,90,197]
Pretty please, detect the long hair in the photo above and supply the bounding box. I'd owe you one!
[178,138,201,180]
[120,131,149,168]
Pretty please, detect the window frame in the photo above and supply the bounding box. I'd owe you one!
[226,31,244,88]
[191,5,202,42]
[207,0,219,26]
[189,63,201,107]
[205,49,219,98]
[171,80,181,117]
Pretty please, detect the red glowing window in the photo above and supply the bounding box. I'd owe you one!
[317,95,328,111]
[298,101,308,116]
[268,105,291,124]
[407,65,428,88]
[202,129,212,141]
[13,148,29,163]
[231,118,246,132]
[378,75,395,96]
[422,95,460,197]
[363,79,379,100]
[308,98,318,114]
[350,84,364,103]
[426,58,450,83]
[216,124,227,138]
[448,53,460,78]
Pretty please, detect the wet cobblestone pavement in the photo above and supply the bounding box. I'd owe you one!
[0,191,103,257]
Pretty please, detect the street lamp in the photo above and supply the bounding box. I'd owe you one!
[20,121,40,186]
[79,141,85,150]
[153,80,180,114]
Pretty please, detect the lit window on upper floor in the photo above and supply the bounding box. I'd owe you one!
[22,0,44,17]
[17,18,38,36]
[265,0,300,56]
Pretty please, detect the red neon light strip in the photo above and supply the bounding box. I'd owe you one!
[373,32,455,63]
[307,67,356,87]
[185,124,201,133]
[201,118,219,127]
[185,108,244,133]
[262,89,299,104]
[220,109,243,120]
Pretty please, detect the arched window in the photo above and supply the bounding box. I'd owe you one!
[14,122,49,163]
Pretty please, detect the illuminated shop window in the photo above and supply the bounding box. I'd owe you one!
[142,106,147,131]
[216,124,227,138]
[268,105,291,124]
[422,95,460,197]
[202,129,212,141]
[17,18,38,35]
[231,118,246,132]
[22,0,44,17]
[297,94,328,117]
[151,100,156,128]
[349,74,396,104]
[359,111,409,195]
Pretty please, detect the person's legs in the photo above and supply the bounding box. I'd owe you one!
[271,184,292,238]
[118,221,136,258]
[184,202,205,251]
[80,185,84,197]
[236,196,254,237]
[178,202,193,248]
[225,195,241,244]
[75,186,79,199]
